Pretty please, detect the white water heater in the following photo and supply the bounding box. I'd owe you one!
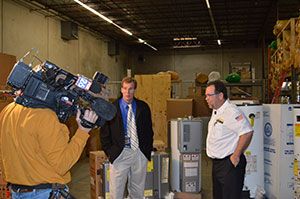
[263,104,295,199]
[293,106,300,198]
[237,104,264,198]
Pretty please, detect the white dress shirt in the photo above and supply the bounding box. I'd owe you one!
[206,100,253,159]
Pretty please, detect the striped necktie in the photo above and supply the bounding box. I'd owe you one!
[127,104,139,150]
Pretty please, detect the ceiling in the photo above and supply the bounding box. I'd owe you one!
[14,0,300,50]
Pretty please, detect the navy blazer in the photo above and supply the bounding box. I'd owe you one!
[100,97,154,163]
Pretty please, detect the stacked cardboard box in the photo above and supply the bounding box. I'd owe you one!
[0,53,16,199]
[0,185,10,199]
[192,96,211,117]
[166,98,193,120]
[153,140,167,152]
[0,53,16,113]
[135,74,171,146]
[90,151,107,199]
[0,169,10,199]
[0,53,16,86]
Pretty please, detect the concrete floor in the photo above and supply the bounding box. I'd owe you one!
[68,155,209,199]
[69,157,90,199]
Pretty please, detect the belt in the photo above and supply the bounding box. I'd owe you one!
[212,154,231,161]
[9,183,65,193]
[212,153,245,162]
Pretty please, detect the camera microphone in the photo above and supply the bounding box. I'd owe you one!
[91,98,117,121]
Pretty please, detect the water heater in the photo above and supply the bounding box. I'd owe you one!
[237,104,264,198]
[169,118,202,193]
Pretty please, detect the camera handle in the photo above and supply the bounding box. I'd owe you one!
[79,108,96,129]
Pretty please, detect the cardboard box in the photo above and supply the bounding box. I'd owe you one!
[187,86,202,98]
[90,151,107,199]
[0,84,14,112]
[167,99,193,120]
[0,53,16,85]
[0,150,10,199]
[86,129,101,154]
[0,100,13,112]
[0,168,6,185]
[0,184,10,199]
[153,140,167,152]
[192,96,211,117]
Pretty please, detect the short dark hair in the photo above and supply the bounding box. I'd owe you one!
[121,76,137,89]
[207,80,228,100]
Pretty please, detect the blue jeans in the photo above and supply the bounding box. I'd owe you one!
[11,188,52,199]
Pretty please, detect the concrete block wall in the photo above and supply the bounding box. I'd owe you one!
[130,47,265,98]
[0,0,128,83]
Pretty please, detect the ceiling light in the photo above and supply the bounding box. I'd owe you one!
[173,40,202,48]
[217,39,221,45]
[205,0,211,8]
[73,0,157,51]
[173,45,201,49]
[121,28,133,36]
[144,42,158,51]
[73,0,113,24]
[173,37,197,41]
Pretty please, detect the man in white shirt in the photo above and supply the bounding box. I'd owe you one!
[205,80,253,199]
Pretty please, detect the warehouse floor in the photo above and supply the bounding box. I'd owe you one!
[68,154,211,199]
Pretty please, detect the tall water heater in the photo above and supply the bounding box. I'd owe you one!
[169,118,202,193]
[237,104,264,198]
[293,106,300,198]
[263,104,294,199]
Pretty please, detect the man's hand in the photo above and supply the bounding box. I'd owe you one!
[230,154,240,167]
[76,109,98,132]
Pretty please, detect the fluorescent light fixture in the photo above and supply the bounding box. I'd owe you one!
[144,42,158,51]
[173,45,201,49]
[121,28,133,36]
[217,39,221,45]
[73,0,113,24]
[73,0,157,51]
[173,37,197,41]
[138,38,157,50]
[173,39,202,48]
[205,0,211,8]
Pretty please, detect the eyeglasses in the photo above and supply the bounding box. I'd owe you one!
[205,92,220,97]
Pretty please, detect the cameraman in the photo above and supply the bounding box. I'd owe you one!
[0,92,98,199]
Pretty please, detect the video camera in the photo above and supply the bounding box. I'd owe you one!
[7,50,116,128]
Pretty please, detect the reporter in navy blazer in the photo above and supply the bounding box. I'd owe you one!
[100,77,154,199]
[101,96,154,163]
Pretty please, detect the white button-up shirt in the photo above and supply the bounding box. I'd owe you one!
[206,100,253,159]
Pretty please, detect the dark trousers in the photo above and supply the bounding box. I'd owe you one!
[212,154,246,199]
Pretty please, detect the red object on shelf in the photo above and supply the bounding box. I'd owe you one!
[271,71,287,103]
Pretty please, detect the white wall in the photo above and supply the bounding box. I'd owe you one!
[0,0,266,99]
[131,47,264,80]
[129,47,264,98]
[0,0,127,83]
